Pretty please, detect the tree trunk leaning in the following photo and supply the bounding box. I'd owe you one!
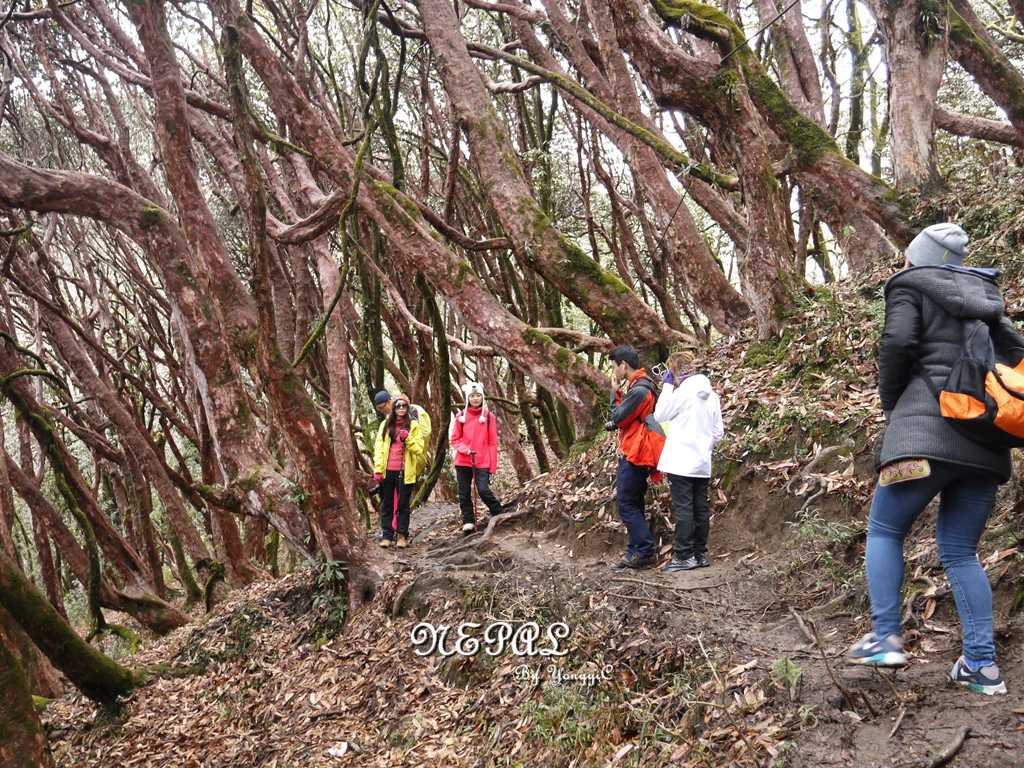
[0,549,140,707]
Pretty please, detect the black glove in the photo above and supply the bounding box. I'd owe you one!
[604,421,617,432]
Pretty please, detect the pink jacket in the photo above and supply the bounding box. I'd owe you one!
[450,406,498,472]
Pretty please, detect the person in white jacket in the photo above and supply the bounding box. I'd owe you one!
[653,350,724,573]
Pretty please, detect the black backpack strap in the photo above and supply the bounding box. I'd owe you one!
[919,317,991,395]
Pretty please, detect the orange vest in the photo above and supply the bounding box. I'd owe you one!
[615,371,666,472]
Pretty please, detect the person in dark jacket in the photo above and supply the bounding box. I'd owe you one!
[607,344,664,570]
[846,223,1011,695]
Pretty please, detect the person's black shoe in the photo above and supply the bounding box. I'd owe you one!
[662,556,699,573]
[696,554,710,568]
[612,553,658,570]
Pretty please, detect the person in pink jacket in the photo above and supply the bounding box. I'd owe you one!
[450,382,504,534]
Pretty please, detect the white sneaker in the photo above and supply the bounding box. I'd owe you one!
[846,632,908,668]
[462,522,475,533]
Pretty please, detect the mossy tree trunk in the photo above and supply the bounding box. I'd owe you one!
[862,0,947,193]
[0,622,54,768]
[221,3,614,436]
[3,450,189,634]
[0,608,64,700]
[614,0,916,244]
[212,17,368,569]
[516,1,749,336]
[947,0,1024,141]
[412,275,451,507]
[0,549,140,707]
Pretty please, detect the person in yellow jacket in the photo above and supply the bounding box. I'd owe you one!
[372,393,428,548]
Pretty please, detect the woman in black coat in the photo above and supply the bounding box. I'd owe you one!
[846,223,1011,696]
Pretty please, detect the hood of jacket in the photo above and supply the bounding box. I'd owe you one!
[684,373,713,400]
[885,265,1004,322]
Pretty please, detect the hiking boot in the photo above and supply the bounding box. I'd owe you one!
[612,553,658,570]
[662,556,699,573]
[379,538,392,549]
[846,632,908,668]
[696,554,710,568]
[396,534,408,549]
[946,656,1007,695]
[461,522,475,536]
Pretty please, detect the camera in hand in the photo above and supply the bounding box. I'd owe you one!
[368,483,383,497]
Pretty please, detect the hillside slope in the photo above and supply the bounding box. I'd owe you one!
[43,270,1024,767]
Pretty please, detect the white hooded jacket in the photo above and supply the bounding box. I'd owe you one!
[652,373,724,478]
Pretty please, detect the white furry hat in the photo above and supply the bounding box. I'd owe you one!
[459,382,488,423]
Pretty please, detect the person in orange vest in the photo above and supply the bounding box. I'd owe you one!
[606,344,664,570]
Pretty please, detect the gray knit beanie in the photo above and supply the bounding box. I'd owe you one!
[905,223,969,267]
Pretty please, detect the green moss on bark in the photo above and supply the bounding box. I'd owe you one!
[748,75,838,164]
[139,204,163,229]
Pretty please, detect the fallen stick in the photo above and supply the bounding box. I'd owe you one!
[788,606,815,645]
[924,726,969,768]
[858,689,877,717]
[873,664,905,702]
[806,615,859,712]
[887,705,906,739]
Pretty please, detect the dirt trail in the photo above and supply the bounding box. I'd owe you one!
[404,496,1024,768]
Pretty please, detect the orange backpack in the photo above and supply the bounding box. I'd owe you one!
[617,377,667,474]
[930,318,1024,449]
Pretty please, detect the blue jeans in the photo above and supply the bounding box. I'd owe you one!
[616,456,654,558]
[866,460,999,663]
[667,474,709,559]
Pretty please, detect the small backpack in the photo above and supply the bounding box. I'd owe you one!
[927,317,1024,449]
[410,404,432,442]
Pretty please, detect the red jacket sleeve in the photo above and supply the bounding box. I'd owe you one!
[450,412,467,455]
[487,412,498,473]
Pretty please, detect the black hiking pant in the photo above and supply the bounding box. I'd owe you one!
[380,470,412,539]
[667,474,710,560]
[456,466,503,525]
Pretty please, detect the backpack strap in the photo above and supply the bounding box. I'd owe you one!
[918,317,992,398]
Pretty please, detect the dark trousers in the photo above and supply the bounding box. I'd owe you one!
[616,456,654,558]
[380,469,412,538]
[667,474,710,559]
[456,466,503,524]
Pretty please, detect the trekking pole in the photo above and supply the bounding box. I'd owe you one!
[392,474,400,533]
[470,451,479,531]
